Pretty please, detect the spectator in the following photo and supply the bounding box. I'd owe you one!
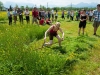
[78,9,88,35]
[55,10,58,21]
[51,9,54,21]
[32,7,39,25]
[13,8,17,24]
[70,10,74,21]
[24,8,30,24]
[39,17,45,25]
[89,10,93,22]
[61,10,65,19]
[7,9,12,25]
[48,10,51,19]
[93,4,100,35]
[17,8,23,24]
[46,18,52,25]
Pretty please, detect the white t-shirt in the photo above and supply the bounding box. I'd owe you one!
[51,10,54,14]
[24,11,30,16]
[89,11,93,16]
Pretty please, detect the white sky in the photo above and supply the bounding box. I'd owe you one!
[1,0,100,7]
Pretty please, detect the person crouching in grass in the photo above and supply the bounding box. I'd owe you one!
[39,16,45,25]
[44,22,64,47]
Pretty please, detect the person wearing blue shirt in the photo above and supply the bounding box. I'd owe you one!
[13,8,17,24]
[93,4,100,35]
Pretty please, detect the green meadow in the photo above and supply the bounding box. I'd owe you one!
[0,11,100,75]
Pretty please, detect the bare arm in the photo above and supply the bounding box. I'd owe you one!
[80,15,83,21]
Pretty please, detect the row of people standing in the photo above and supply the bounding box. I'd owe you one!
[66,10,94,21]
[7,7,96,25]
[7,8,30,25]
[7,7,58,25]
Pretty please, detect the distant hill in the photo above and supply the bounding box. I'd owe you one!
[67,2,98,8]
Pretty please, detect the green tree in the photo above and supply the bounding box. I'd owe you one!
[20,6,24,10]
[26,5,29,9]
[0,1,4,11]
[15,4,19,9]
[9,5,13,11]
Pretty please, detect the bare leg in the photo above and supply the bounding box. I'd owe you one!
[44,40,53,46]
[82,28,85,35]
[56,35,62,46]
[32,17,34,24]
[94,27,98,35]
[78,28,81,35]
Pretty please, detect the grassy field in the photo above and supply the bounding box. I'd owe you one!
[0,11,100,75]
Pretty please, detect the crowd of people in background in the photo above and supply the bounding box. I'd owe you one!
[7,7,56,25]
[7,6,95,25]
[7,4,100,36]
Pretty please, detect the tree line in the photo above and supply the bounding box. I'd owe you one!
[0,1,96,11]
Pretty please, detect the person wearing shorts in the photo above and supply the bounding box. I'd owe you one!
[78,9,87,35]
[93,4,100,35]
[44,22,64,47]
[13,8,17,24]
[32,7,39,25]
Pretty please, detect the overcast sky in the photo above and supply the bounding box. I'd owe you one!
[1,0,100,7]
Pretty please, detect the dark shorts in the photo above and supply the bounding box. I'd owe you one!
[79,21,86,28]
[49,32,57,40]
[93,21,100,28]
[55,16,58,19]
[52,14,54,18]
[26,16,30,21]
[46,22,50,25]
[62,15,64,18]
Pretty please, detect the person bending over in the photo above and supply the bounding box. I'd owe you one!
[44,22,64,47]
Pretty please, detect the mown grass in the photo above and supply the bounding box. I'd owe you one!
[0,11,100,75]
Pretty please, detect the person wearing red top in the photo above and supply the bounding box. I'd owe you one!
[39,17,45,25]
[44,22,64,47]
[46,18,52,25]
[32,7,39,25]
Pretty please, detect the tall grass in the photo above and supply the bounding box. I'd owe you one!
[0,11,8,21]
[0,11,99,75]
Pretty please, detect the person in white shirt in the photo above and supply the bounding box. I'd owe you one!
[55,10,58,21]
[7,9,12,25]
[51,9,54,21]
[89,10,93,22]
[13,8,17,24]
[70,10,74,21]
[24,8,30,24]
